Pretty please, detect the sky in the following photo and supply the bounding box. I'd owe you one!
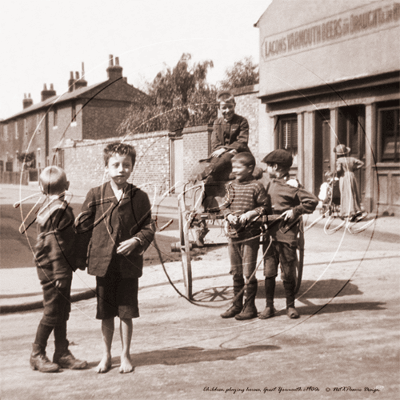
[1,0,272,119]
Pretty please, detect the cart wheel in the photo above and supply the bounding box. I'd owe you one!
[178,197,193,299]
[294,219,304,294]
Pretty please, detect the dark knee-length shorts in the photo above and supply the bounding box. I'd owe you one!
[96,260,139,320]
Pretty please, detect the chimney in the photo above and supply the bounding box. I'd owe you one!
[23,93,33,109]
[74,64,88,90]
[41,84,56,102]
[106,54,123,81]
[68,71,75,92]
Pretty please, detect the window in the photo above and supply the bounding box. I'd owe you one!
[379,105,399,162]
[4,125,8,141]
[36,114,41,134]
[24,119,28,135]
[15,121,18,139]
[6,161,13,172]
[53,107,58,127]
[278,115,298,164]
[71,102,76,123]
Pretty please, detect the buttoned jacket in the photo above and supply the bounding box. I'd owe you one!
[211,114,250,153]
[75,182,154,278]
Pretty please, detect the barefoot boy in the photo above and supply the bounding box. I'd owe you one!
[31,166,87,372]
[75,142,154,373]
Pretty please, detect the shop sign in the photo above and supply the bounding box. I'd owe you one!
[262,1,400,61]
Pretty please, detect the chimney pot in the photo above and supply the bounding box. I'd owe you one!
[44,84,47,90]
[50,84,54,90]
[109,55,114,66]
[115,57,119,66]
[75,71,79,79]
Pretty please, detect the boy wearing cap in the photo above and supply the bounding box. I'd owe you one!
[261,149,318,320]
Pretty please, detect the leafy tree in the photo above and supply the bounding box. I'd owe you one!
[119,53,217,134]
[219,56,259,90]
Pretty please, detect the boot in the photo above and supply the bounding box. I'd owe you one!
[259,278,276,319]
[235,280,258,320]
[53,340,87,370]
[194,221,209,247]
[30,344,59,373]
[221,276,244,318]
[283,281,299,319]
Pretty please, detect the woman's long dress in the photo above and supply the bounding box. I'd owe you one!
[336,156,364,218]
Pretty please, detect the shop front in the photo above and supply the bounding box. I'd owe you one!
[256,0,400,214]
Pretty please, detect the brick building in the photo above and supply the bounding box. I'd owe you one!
[0,55,147,181]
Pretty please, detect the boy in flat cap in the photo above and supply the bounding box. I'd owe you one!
[261,149,318,320]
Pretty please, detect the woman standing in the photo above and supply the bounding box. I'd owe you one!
[334,144,364,220]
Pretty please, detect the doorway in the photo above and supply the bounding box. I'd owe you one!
[314,110,331,195]
[337,105,366,204]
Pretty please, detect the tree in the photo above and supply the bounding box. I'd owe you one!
[219,56,259,90]
[119,53,217,134]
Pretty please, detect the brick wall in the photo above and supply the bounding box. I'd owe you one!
[61,130,170,196]
[82,99,131,140]
[232,84,260,161]
[182,125,212,181]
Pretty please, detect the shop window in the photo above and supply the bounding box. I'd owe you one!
[6,161,13,172]
[379,106,399,162]
[278,115,298,164]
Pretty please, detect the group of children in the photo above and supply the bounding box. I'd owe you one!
[29,91,318,374]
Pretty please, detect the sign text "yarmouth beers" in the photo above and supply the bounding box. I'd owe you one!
[262,1,400,60]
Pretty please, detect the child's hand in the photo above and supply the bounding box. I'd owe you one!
[281,209,294,221]
[116,238,140,256]
[239,211,257,224]
[55,278,68,289]
[227,214,239,225]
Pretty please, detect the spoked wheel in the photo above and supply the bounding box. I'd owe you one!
[178,197,193,299]
[294,219,304,294]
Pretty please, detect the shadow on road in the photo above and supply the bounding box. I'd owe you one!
[87,344,280,369]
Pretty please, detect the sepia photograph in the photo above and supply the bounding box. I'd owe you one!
[0,0,399,399]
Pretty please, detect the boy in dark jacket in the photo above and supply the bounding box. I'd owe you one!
[261,149,318,320]
[30,166,87,373]
[75,142,154,374]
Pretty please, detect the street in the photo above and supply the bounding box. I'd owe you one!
[0,184,399,399]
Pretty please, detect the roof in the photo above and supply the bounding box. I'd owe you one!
[2,79,129,122]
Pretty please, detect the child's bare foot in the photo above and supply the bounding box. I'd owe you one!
[119,355,133,373]
[95,356,111,373]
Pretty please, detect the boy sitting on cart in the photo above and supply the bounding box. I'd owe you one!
[194,91,262,246]
[261,149,318,320]
[220,152,269,320]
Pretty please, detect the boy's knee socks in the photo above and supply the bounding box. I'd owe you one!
[54,322,68,349]
[34,323,54,348]
[264,278,276,307]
